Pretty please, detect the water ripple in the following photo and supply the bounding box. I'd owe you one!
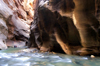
[0,48,100,66]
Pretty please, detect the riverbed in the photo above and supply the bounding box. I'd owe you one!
[0,48,100,66]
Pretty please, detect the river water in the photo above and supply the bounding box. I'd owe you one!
[0,48,100,66]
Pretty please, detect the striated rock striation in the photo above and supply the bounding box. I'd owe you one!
[0,0,35,49]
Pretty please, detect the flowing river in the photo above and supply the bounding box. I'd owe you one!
[0,47,100,66]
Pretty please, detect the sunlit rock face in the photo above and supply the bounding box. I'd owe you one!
[0,0,35,49]
[0,18,8,49]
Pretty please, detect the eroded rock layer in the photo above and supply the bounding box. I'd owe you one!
[0,0,35,49]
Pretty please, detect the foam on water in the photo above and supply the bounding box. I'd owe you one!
[0,48,100,66]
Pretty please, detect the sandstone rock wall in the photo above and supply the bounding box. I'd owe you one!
[95,0,100,22]
[0,0,35,49]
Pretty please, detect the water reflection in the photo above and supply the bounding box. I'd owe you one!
[0,48,100,66]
